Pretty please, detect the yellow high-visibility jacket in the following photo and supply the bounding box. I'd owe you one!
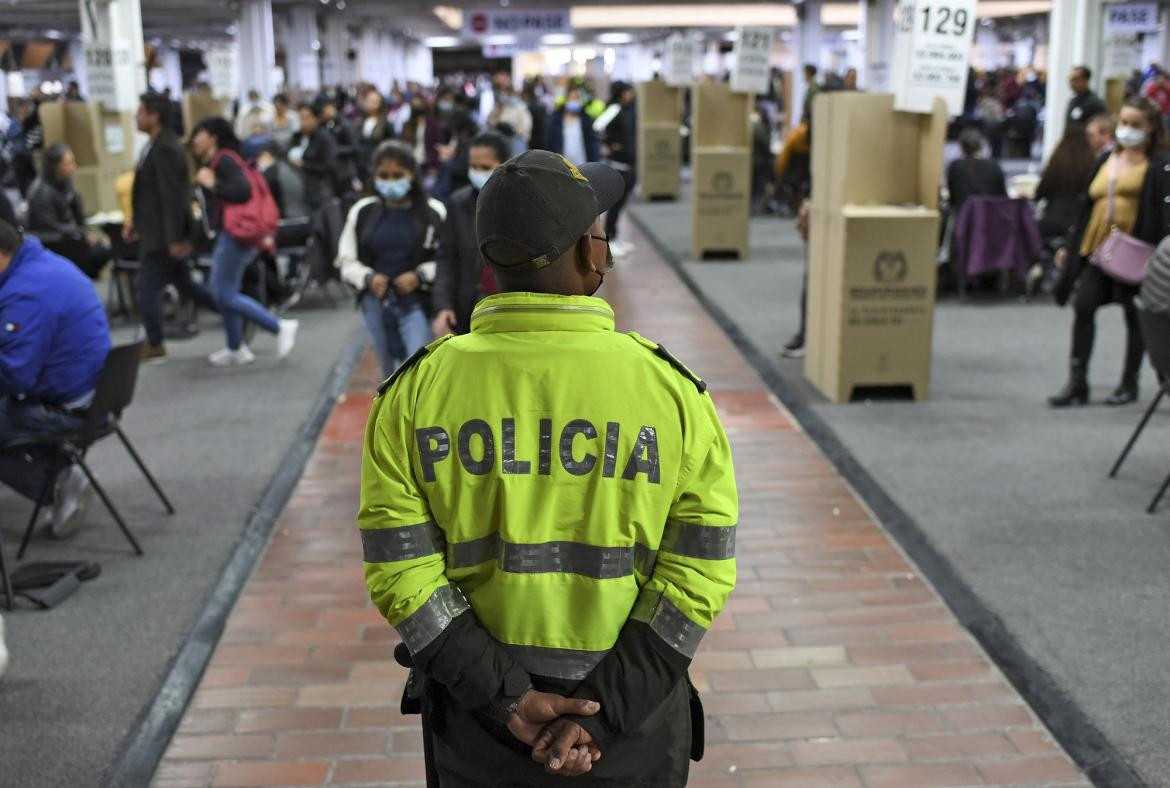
[359,290,737,778]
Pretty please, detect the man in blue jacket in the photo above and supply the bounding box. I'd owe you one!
[0,219,111,536]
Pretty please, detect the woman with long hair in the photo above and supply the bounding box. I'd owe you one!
[357,89,394,184]
[1050,97,1170,406]
[335,141,446,376]
[190,117,298,367]
[1036,123,1098,240]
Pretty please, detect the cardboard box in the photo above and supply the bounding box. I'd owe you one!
[183,92,227,136]
[40,102,135,215]
[639,123,682,199]
[691,148,751,259]
[691,83,753,259]
[804,206,939,402]
[810,92,946,214]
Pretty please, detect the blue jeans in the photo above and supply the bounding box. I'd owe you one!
[210,233,280,350]
[361,293,433,377]
[0,399,84,502]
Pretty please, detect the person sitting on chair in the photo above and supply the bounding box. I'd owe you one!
[26,144,112,279]
[0,218,110,537]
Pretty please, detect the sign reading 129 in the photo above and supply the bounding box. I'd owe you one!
[897,2,971,37]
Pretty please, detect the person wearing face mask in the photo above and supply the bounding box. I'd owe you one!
[1051,97,1170,407]
[335,141,446,376]
[488,89,534,158]
[290,102,341,210]
[547,88,601,167]
[358,89,395,185]
[314,95,361,201]
[432,131,510,337]
[402,95,448,177]
[359,149,736,785]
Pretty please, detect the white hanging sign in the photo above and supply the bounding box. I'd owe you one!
[664,34,695,87]
[83,40,136,112]
[890,0,978,115]
[1107,3,1159,33]
[208,45,240,101]
[464,9,570,38]
[730,27,774,95]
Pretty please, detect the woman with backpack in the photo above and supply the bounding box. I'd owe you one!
[335,141,445,376]
[190,117,298,367]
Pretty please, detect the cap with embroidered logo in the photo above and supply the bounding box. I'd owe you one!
[476,150,626,269]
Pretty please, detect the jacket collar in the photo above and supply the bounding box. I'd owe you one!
[0,236,44,290]
[470,292,614,334]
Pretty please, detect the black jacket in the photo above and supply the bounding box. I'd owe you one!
[201,150,252,232]
[547,109,601,162]
[357,116,395,183]
[946,156,1007,215]
[296,126,340,207]
[1067,90,1107,127]
[326,116,360,184]
[131,128,193,253]
[432,184,484,332]
[1057,150,1170,304]
[603,103,637,166]
[26,175,85,243]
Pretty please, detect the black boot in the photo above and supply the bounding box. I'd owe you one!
[1104,379,1138,406]
[1048,361,1089,407]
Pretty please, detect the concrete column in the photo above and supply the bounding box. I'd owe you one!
[238,0,276,100]
[792,0,822,125]
[288,5,321,93]
[78,0,147,111]
[322,13,348,88]
[150,46,182,94]
[1043,0,1104,159]
[860,0,895,92]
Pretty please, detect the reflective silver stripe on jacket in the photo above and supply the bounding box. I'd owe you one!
[631,591,708,659]
[449,534,658,579]
[503,643,610,681]
[660,520,736,561]
[360,522,446,563]
[395,583,470,653]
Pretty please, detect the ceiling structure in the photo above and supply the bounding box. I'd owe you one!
[0,0,1052,44]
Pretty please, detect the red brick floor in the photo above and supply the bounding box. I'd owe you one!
[154,225,1088,787]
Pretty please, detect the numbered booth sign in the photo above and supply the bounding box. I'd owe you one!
[890,0,977,116]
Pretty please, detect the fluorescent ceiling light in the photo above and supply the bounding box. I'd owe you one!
[597,32,633,44]
[424,36,460,48]
[542,33,575,45]
[433,6,462,30]
[487,35,516,45]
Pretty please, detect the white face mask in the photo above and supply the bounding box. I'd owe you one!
[468,168,495,191]
[1116,125,1148,149]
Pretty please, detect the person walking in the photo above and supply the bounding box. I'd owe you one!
[26,143,111,278]
[546,87,601,166]
[127,92,218,365]
[190,118,298,367]
[335,141,444,376]
[599,81,638,257]
[357,89,395,184]
[290,102,341,211]
[358,149,738,784]
[0,218,108,537]
[1050,97,1170,406]
[431,131,509,337]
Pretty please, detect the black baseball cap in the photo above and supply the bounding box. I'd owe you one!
[476,150,626,269]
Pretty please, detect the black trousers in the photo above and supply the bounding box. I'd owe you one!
[1071,264,1144,383]
[137,248,218,346]
[604,167,637,240]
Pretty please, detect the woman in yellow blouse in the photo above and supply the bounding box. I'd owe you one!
[1051,97,1170,407]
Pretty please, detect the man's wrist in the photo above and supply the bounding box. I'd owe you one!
[485,682,533,726]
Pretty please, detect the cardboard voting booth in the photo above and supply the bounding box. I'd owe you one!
[182,92,227,136]
[636,81,683,200]
[805,92,947,402]
[39,102,135,215]
[691,82,752,259]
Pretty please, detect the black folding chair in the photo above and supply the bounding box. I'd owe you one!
[0,529,12,610]
[1109,308,1170,513]
[1,342,175,560]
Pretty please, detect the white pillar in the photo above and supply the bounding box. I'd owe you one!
[238,0,276,101]
[70,39,88,96]
[322,14,348,88]
[79,0,147,111]
[1043,0,1103,159]
[793,0,823,124]
[860,0,895,92]
[149,47,182,94]
[288,5,321,93]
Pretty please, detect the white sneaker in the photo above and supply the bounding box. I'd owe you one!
[276,319,299,359]
[51,464,93,539]
[0,614,9,684]
[208,345,256,367]
[610,239,634,257]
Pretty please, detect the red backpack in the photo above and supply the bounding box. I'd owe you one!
[211,149,279,253]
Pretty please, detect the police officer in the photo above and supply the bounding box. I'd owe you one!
[359,150,738,785]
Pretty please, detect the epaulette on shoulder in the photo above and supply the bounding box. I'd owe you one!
[626,332,707,394]
[376,334,455,396]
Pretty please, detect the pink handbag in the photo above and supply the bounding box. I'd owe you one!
[1091,162,1153,285]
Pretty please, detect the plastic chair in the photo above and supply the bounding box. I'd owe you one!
[1109,308,1170,513]
[0,342,175,559]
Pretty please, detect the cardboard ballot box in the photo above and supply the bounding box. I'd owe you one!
[637,81,683,200]
[40,102,135,215]
[805,92,946,402]
[691,82,752,259]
